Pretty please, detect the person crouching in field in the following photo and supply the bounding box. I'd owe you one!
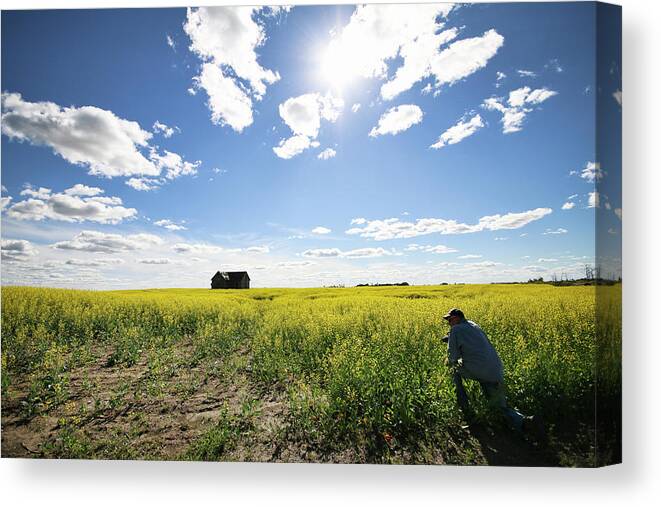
[442,308,544,439]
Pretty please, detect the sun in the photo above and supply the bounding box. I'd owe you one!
[320,44,356,92]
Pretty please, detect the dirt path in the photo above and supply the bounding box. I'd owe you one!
[2,342,294,461]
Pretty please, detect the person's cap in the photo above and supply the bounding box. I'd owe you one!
[443,308,464,320]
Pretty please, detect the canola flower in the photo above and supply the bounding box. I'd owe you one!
[1,283,621,463]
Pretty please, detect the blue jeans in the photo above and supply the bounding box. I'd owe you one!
[453,372,525,431]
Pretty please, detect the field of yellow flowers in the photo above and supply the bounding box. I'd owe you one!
[1,283,621,465]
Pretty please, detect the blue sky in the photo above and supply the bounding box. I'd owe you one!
[1,2,622,288]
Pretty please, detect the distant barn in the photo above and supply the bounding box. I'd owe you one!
[211,271,250,289]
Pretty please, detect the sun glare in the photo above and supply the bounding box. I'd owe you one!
[320,45,355,91]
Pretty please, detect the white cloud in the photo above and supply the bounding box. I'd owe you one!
[561,201,575,210]
[126,177,161,192]
[377,26,460,100]
[5,185,136,224]
[273,92,342,159]
[614,208,622,220]
[273,135,319,159]
[53,230,163,253]
[1,196,12,211]
[579,161,603,182]
[345,207,553,240]
[323,4,503,100]
[301,248,342,258]
[405,244,458,254]
[279,93,343,138]
[613,89,622,106]
[1,93,198,182]
[149,150,200,180]
[517,69,537,78]
[185,6,280,98]
[430,113,484,149]
[382,28,505,100]
[154,219,187,231]
[65,258,125,267]
[20,186,51,199]
[350,218,367,225]
[246,246,270,253]
[351,103,361,113]
[343,247,394,258]
[422,29,504,96]
[318,148,337,160]
[458,254,482,259]
[369,104,423,137]
[1,92,151,177]
[538,258,558,263]
[302,247,393,259]
[152,121,179,138]
[508,88,529,107]
[63,184,103,197]
[1,239,38,261]
[324,5,452,91]
[138,258,173,265]
[543,228,568,235]
[1,185,7,193]
[482,86,557,133]
[166,35,175,49]
[172,242,240,255]
[495,71,506,87]
[277,261,316,268]
[193,63,254,132]
[587,191,599,208]
[279,93,323,138]
[312,226,331,235]
[523,88,557,104]
[468,261,501,268]
[184,6,283,132]
[546,59,563,73]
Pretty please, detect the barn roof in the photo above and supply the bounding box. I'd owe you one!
[212,271,250,281]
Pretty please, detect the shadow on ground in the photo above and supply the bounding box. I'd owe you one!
[469,423,559,467]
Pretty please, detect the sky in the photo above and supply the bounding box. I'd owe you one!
[0,2,622,289]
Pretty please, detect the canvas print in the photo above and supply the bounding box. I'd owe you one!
[1,2,621,466]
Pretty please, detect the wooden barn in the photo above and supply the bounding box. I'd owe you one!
[211,271,250,289]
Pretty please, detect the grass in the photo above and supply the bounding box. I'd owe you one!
[1,283,621,465]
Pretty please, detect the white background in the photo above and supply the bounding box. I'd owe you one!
[1,0,659,505]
